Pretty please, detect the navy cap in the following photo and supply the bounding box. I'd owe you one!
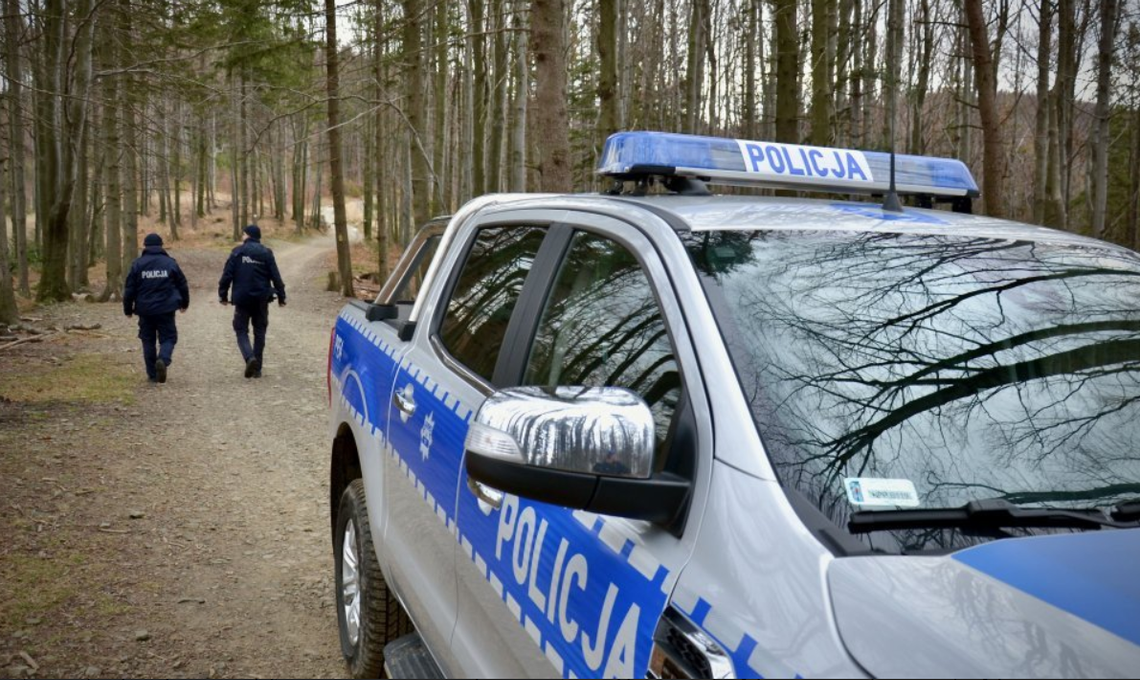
[244,225,262,240]
[143,233,163,247]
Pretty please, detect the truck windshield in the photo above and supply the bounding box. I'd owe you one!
[684,229,1140,553]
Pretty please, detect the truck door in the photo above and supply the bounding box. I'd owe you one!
[382,223,551,675]
[451,215,714,678]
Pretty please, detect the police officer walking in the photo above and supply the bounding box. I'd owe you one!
[218,225,287,379]
[124,233,190,384]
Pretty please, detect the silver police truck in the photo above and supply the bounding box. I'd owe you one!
[327,132,1140,679]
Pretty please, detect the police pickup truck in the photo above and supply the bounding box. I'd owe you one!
[327,132,1140,679]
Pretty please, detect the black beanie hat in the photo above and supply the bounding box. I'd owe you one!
[144,233,163,248]
[244,225,262,240]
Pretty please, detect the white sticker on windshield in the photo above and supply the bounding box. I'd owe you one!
[844,478,921,508]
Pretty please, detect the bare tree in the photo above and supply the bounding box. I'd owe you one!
[530,0,572,192]
[965,0,1008,218]
[4,0,29,297]
[1090,0,1120,238]
[772,0,799,143]
[325,0,353,298]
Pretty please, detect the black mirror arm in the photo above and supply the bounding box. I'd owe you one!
[466,451,691,535]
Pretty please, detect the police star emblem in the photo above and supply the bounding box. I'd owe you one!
[419,411,435,461]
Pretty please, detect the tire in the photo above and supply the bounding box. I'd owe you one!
[335,478,414,678]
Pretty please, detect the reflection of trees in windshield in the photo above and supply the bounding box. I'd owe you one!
[687,230,1140,551]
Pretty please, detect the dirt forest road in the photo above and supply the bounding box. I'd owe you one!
[1,235,351,679]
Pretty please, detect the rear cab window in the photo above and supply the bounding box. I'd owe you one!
[437,226,548,384]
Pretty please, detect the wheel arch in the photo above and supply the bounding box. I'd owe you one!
[330,423,363,538]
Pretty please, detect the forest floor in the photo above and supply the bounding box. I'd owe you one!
[0,221,358,678]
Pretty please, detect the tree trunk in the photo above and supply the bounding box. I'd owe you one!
[773,0,799,143]
[850,0,863,146]
[375,0,390,278]
[469,0,487,196]
[810,0,835,146]
[240,71,250,229]
[39,0,96,303]
[508,0,528,192]
[1090,0,1119,239]
[0,145,17,324]
[403,0,431,225]
[69,106,90,291]
[325,0,354,298]
[172,100,182,237]
[598,0,621,146]
[120,0,139,275]
[1131,104,1140,250]
[1054,0,1075,225]
[489,0,508,190]
[230,72,241,240]
[530,0,572,191]
[433,0,450,208]
[363,118,373,241]
[5,0,30,297]
[909,0,933,155]
[964,0,1007,219]
[1033,0,1053,224]
[881,0,903,151]
[684,0,706,133]
[743,0,759,139]
[99,18,123,302]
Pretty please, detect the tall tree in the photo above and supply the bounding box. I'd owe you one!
[508,0,528,191]
[882,0,903,150]
[1090,0,1120,238]
[325,0,353,298]
[403,0,431,225]
[1033,0,1054,224]
[683,0,708,134]
[38,0,97,302]
[772,0,799,143]
[598,0,620,145]
[99,16,123,303]
[964,0,1008,218]
[909,0,934,155]
[4,0,29,297]
[810,0,836,146]
[530,0,572,191]
[469,0,487,196]
[0,143,17,324]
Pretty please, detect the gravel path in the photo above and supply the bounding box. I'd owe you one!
[1,235,351,678]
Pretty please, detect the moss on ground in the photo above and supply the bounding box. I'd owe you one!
[0,354,136,405]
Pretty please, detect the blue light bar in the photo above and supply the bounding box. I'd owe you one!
[597,131,979,199]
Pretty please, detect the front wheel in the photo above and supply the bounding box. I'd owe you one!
[334,479,413,678]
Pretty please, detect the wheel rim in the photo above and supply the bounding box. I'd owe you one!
[342,519,362,647]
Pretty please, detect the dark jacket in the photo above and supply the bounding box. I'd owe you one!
[218,239,286,307]
[124,246,190,317]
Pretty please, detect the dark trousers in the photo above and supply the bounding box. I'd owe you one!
[138,312,178,380]
[233,300,270,365]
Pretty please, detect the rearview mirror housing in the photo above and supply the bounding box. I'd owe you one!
[464,387,691,528]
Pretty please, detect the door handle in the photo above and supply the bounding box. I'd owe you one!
[394,385,416,421]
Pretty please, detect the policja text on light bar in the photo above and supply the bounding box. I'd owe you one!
[598,131,980,200]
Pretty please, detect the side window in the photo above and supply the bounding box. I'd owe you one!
[439,226,547,383]
[524,231,682,450]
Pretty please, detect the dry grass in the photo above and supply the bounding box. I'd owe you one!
[0,353,136,405]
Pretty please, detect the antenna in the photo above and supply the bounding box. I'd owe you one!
[882,150,903,213]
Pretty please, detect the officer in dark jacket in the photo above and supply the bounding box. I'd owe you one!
[124,233,190,384]
[218,225,286,379]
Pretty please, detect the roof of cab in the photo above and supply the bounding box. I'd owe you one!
[601,193,1131,253]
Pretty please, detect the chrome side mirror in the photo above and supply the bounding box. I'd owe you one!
[464,387,691,527]
[465,386,656,479]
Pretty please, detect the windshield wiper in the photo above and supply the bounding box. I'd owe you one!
[848,498,1140,534]
[1113,500,1140,522]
